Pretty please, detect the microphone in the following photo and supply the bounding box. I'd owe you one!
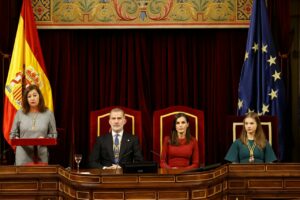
[118,150,133,165]
[150,150,161,159]
[151,150,171,173]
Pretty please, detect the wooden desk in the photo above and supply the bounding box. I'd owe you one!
[1,164,300,199]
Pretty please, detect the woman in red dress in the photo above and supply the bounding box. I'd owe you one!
[160,113,199,169]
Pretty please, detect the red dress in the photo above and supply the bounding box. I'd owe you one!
[160,136,199,169]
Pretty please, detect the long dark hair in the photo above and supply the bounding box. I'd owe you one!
[170,113,191,145]
[22,85,47,114]
[239,112,266,149]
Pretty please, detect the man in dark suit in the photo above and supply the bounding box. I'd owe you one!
[89,108,144,169]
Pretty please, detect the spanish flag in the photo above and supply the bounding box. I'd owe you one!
[3,0,53,147]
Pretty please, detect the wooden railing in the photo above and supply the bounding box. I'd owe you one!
[1,164,300,199]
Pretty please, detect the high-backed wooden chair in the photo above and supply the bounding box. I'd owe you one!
[225,115,279,155]
[89,106,143,153]
[153,106,205,167]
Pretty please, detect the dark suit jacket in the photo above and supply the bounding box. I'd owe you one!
[89,132,144,168]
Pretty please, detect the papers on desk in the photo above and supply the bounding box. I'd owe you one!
[78,171,91,174]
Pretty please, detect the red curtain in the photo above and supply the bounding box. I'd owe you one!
[37,29,247,166]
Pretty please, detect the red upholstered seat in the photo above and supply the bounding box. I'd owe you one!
[89,106,143,153]
[153,106,205,167]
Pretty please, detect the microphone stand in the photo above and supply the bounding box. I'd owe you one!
[150,150,161,160]
[114,160,122,174]
[153,150,180,174]
[151,150,170,174]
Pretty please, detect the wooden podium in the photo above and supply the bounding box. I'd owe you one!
[11,138,57,165]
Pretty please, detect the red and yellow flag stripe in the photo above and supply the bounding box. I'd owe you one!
[3,0,53,147]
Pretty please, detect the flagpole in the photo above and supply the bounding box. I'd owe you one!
[0,50,11,164]
[0,51,10,89]
[0,50,10,97]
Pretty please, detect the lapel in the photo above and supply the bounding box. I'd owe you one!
[119,133,129,158]
[106,133,114,159]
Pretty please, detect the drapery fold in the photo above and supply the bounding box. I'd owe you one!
[38,29,247,165]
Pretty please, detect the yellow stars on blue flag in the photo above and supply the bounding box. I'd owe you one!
[262,104,269,115]
[237,0,286,159]
[267,55,276,66]
[244,52,249,61]
[252,43,259,52]
[268,89,278,100]
[238,99,243,110]
[262,44,268,53]
[237,0,285,116]
[272,70,281,81]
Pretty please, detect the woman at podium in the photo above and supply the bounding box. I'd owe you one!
[10,85,57,166]
[225,112,277,163]
[160,113,199,169]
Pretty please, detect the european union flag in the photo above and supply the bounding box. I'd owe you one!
[237,0,286,160]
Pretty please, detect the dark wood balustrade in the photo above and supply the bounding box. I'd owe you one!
[1,164,300,199]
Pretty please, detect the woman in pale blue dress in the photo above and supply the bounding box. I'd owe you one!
[225,112,276,163]
[10,85,57,165]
